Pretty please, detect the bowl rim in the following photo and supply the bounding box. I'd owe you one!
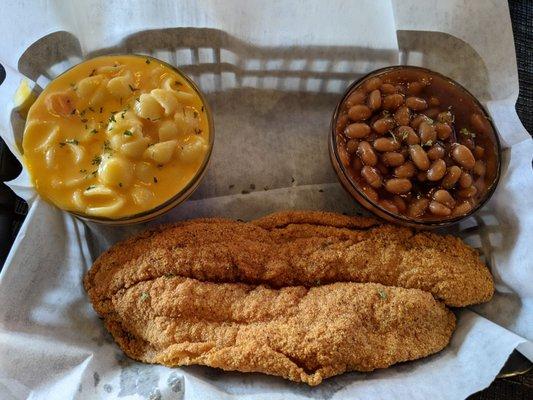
[329,65,502,227]
[26,53,215,224]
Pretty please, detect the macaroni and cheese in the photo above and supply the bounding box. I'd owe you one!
[23,55,211,219]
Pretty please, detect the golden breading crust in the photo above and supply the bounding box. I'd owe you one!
[85,210,493,307]
[88,277,455,386]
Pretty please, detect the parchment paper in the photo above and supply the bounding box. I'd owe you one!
[0,1,532,399]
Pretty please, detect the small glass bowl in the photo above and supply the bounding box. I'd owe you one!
[329,66,502,229]
[28,54,214,225]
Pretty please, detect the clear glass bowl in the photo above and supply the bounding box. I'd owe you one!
[329,66,502,229]
[28,54,214,225]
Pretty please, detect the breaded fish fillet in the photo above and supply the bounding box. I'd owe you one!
[85,211,493,307]
[86,276,455,385]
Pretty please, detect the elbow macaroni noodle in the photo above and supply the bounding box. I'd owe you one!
[22,55,210,219]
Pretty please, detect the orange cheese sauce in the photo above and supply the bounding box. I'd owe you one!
[22,55,210,219]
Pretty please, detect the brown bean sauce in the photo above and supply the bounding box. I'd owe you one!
[335,68,499,220]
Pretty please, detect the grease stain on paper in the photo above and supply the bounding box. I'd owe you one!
[167,372,184,396]
[116,353,159,398]
[93,371,100,387]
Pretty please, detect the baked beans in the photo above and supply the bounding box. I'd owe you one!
[334,67,498,220]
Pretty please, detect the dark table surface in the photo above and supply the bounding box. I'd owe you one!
[0,1,531,398]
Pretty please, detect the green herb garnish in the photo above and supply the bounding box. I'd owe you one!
[86,185,96,191]
[123,130,133,136]
[460,128,476,138]
[140,292,150,301]
[91,155,102,165]
[65,139,79,145]
[378,289,387,300]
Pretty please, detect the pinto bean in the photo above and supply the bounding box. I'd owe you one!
[407,81,425,96]
[379,199,399,214]
[427,145,445,160]
[372,118,396,134]
[346,139,359,154]
[367,89,382,110]
[394,161,416,178]
[433,189,455,208]
[385,178,412,194]
[437,111,454,124]
[406,96,428,111]
[382,94,404,110]
[381,152,405,167]
[373,137,400,152]
[470,113,490,134]
[364,77,383,92]
[357,141,378,166]
[441,166,462,189]
[392,195,407,212]
[346,90,366,107]
[345,123,371,139]
[427,159,447,181]
[348,105,372,121]
[474,145,485,159]
[435,122,452,140]
[409,145,430,170]
[418,121,437,145]
[410,114,432,130]
[394,106,411,126]
[458,185,478,198]
[429,201,452,216]
[361,166,382,188]
[452,144,476,169]
[380,83,397,94]
[459,172,473,188]
[474,160,486,176]
[453,201,473,216]
[407,198,429,218]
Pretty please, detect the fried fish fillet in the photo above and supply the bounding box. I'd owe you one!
[86,210,493,307]
[86,276,455,385]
